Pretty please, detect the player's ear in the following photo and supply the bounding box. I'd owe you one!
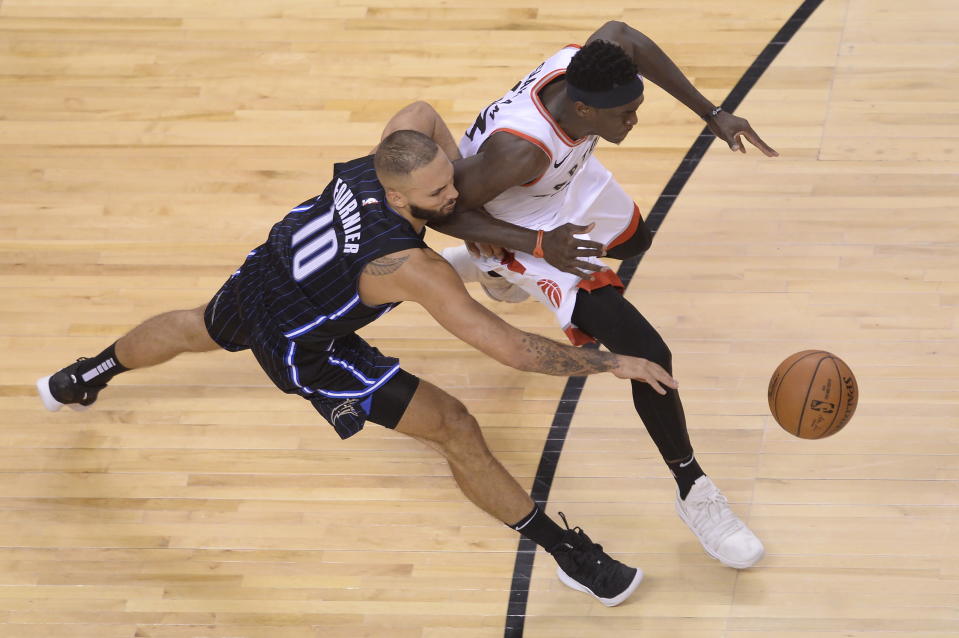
[573,101,595,119]
[384,186,407,209]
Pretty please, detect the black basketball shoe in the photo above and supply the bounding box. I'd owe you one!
[36,359,106,412]
[550,512,643,607]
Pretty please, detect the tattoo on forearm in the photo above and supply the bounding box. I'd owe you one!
[521,333,617,376]
[365,254,409,276]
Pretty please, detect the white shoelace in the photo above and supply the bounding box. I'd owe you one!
[685,483,745,548]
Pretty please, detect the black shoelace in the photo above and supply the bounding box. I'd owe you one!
[556,512,623,593]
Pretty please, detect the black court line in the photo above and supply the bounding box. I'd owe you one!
[503,1,825,634]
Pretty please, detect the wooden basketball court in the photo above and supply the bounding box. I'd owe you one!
[1,0,956,636]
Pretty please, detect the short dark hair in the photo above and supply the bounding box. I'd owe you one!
[374,130,439,180]
[566,40,638,92]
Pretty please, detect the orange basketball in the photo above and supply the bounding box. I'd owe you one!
[768,350,858,439]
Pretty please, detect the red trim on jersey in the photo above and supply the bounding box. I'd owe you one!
[500,252,527,275]
[577,268,624,293]
[565,271,626,344]
[564,325,596,346]
[531,68,590,148]
[489,128,552,187]
[607,204,643,250]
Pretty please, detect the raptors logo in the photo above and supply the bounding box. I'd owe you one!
[537,278,562,308]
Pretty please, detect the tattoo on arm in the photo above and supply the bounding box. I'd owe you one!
[365,254,410,276]
[521,333,618,376]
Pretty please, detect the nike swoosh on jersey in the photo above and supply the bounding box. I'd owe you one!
[552,150,573,168]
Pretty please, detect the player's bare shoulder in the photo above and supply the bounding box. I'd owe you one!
[364,251,414,276]
[482,131,551,176]
[362,246,449,275]
[359,247,456,306]
[452,132,550,208]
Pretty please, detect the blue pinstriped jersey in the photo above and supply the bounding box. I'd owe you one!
[236,155,427,347]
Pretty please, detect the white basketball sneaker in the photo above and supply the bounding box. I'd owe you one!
[675,476,764,569]
[440,245,530,303]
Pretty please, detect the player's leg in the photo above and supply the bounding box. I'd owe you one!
[571,286,764,568]
[391,378,642,606]
[37,304,220,411]
[604,209,652,260]
[114,305,219,369]
[394,378,533,523]
[571,286,699,488]
[440,244,530,303]
[37,279,244,412]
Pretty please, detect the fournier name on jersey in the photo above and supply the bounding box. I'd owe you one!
[331,178,362,254]
[290,177,364,284]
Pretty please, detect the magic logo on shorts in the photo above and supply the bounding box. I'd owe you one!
[537,278,562,308]
[331,398,362,426]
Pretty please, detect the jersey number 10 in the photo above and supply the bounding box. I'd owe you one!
[291,208,338,282]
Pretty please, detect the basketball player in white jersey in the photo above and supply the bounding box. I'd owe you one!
[433,21,779,570]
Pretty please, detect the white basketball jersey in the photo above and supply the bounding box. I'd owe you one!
[458,46,613,230]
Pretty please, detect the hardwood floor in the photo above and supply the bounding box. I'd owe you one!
[1,0,956,635]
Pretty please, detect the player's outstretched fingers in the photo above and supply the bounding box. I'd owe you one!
[639,360,678,395]
[612,357,678,394]
[734,133,746,154]
[743,127,779,157]
[565,222,604,254]
[650,362,679,393]
[543,222,607,278]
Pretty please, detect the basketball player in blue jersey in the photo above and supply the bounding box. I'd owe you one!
[432,21,780,571]
[36,103,677,607]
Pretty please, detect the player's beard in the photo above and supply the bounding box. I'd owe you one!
[409,199,455,222]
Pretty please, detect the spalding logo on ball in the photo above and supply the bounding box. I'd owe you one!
[768,350,858,439]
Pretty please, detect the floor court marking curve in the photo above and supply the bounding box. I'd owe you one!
[503,1,827,634]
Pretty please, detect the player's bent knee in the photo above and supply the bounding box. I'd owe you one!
[647,338,672,371]
[434,399,488,457]
[606,220,652,260]
[437,398,480,440]
[396,382,492,461]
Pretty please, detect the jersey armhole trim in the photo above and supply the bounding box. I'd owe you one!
[489,128,552,187]
[531,69,590,148]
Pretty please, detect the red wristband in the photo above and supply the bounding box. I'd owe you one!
[532,230,545,258]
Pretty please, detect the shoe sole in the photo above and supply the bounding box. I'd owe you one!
[556,565,643,607]
[480,283,531,303]
[674,498,764,569]
[36,376,89,412]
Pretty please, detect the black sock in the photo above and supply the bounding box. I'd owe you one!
[508,505,565,552]
[76,342,129,386]
[668,453,705,500]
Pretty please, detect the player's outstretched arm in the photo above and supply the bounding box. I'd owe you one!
[373,101,462,161]
[587,21,778,157]
[358,248,677,392]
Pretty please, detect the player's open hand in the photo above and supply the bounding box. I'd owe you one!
[707,111,779,157]
[612,355,678,395]
[542,223,607,279]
